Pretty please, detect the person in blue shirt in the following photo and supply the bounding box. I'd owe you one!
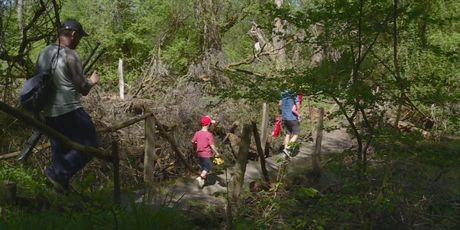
[279,90,301,158]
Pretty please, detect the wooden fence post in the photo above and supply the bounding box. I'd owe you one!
[111,134,121,206]
[231,124,251,202]
[144,117,156,184]
[118,58,125,100]
[252,122,270,184]
[260,103,269,151]
[312,108,324,178]
[2,181,17,205]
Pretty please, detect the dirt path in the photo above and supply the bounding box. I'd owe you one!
[134,128,352,208]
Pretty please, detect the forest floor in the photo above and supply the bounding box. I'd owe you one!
[130,128,353,209]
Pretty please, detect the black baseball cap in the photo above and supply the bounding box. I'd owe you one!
[61,19,88,36]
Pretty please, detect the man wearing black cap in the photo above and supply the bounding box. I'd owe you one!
[36,18,99,193]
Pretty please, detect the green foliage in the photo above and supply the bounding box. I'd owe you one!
[295,156,457,229]
[206,0,260,64]
[0,170,195,229]
[296,187,319,199]
[0,165,47,197]
[0,0,57,77]
[1,0,460,228]
[0,205,195,229]
[375,127,460,168]
[162,36,200,72]
[235,134,460,229]
[58,0,203,89]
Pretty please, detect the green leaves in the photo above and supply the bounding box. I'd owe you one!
[296,187,319,199]
[0,165,48,196]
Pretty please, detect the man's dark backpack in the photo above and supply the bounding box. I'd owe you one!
[18,47,59,162]
[19,71,54,114]
[17,72,51,162]
[20,47,59,115]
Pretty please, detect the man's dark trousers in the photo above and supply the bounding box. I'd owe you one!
[45,108,97,186]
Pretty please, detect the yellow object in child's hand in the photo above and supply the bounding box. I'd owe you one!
[213,157,224,165]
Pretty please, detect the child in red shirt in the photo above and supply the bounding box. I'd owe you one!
[192,115,221,188]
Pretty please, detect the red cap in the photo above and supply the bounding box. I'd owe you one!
[201,115,216,126]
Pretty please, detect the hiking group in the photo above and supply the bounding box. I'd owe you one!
[21,18,303,192]
[190,88,303,189]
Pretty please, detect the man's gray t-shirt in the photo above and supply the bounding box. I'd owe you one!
[36,44,92,117]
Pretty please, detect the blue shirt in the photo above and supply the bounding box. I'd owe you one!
[280,90,299,121]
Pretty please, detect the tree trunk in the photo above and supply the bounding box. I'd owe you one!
[392,0,403,128]
[17,0,24,37]
[249,22,273,54]
[309,23,325,67]
[189,0,225,83]
[272,0,286,69]
[197,0,222,52]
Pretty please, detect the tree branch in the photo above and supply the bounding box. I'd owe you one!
[0,101,111,161]
[98,112,155,133]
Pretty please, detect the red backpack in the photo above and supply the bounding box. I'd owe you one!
[271,117,282,138]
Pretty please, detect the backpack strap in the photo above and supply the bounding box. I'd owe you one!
[49,41,61,74]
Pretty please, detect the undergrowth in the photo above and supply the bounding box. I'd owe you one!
[0,165,200,229]
[234,131,460,229]
[0,204,196,230]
